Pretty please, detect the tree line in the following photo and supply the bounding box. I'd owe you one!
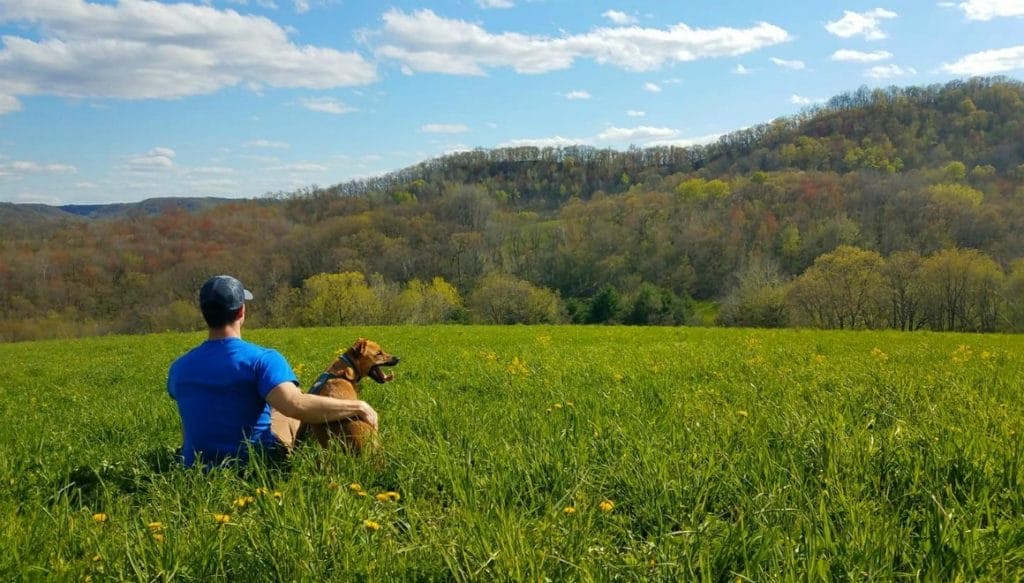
[1,78,1023,341]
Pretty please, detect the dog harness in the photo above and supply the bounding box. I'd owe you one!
[308,353,360,395]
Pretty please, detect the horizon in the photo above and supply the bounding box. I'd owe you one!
[1,0,1022,206]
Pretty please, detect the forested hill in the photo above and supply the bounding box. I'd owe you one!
[2,77,1024,341]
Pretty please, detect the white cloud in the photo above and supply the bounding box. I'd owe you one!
[941,45,1024,74]
[498,136,585,148]
[626,109,646,117]
[477,0,515,8]
[733,64,752,74]
[421,123,470,134]
[790,94,825,105]
[373,9,791,75]
[596,125,677,143]
[643,82,662,92]
[126,147,176,171]
[282,162,327,172]
[957,0,1024,20]
[244,139,290,149]
[825,8,898,40]
[0,94,22,114]
[2,160,77,175]
[565,90,592,100]
[831,49,892,62]
[603,10,637,25]
[771,57,806,70]
[300,97,356,114]
[864,64,917,79]
[293,0,310,13]
[0,0,377,108]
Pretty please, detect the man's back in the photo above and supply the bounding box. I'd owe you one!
[167,337,296,466]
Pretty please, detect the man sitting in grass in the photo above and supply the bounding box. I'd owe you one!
[167,274,378,468]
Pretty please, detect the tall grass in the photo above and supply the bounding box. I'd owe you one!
[1,326,1022,580]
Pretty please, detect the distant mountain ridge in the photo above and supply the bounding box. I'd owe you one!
[0,197,238,222]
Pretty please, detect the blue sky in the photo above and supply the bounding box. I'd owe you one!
[1,0,1022,205]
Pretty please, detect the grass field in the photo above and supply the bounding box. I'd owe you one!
[2,325,1023,580]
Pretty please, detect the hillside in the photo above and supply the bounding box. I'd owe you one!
[1,77,1023,340]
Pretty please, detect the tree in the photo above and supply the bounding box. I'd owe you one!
[917,248,1004,331]
[467,272,564,324]
[719,255,790,328]
[300,272,382,326]
[786,246,887,329]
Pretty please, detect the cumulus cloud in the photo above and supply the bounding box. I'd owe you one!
[372,9,791,75]
[477,0,515,8]
[0,94,22,114]
[300,97,356,114]
[771,57,806,70]
[626,109,646,117]
[1,160,77,175]
[831,49,892,62]
[498,136,584,148]
[244,139,290,149]
[126,147,176,171]
[790,94,825,105]
[941,45,1024,74]
[864,64,917,79]
[643,82,662,92]
[596,125,677,143]
[957,0,1024,20]
[825,8,898,40]
[565,90,592,100]
[421,123,470,134]
[733,64,752,74]
[0,0,377,110]
[602,10,637,25]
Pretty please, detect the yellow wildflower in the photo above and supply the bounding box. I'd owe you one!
[871,347,888,361]
[234,496,255,509]
[152,533,165,543]
[507,356,529,375]
[599,500,615,513]
[349,482,363,492]
[363,519,381,531]
[255,487,269,496]
[147,521,164,532]
[92,513,108,523]
[213,514,230,525]
[563,506,576,515]
[375,491,401,502]
[273,491,283,501]
[736,410,749,419]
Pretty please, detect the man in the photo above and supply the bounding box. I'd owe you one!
[167,274,378,467]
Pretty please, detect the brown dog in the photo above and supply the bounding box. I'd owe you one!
[299,338,399,454]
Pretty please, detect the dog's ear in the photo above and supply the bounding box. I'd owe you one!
[352,338,368,355]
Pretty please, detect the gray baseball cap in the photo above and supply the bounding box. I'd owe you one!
[199,275,253,312]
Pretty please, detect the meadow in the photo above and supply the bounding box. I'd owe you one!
[1,325,1022,581]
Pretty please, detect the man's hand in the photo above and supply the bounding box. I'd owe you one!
[358,401,379,430]
[267,382,379,427]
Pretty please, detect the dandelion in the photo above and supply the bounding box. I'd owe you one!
[92,513,108,523]
[233,496,255,509]
[255,487,269,496]
[293,362,306,378]
[814,354,827,364]
[349,482,363,492]
[952,344,973,364]
[363,519,381,531]
[563,506,576,515]
[273,491,283,502]
[736,410,749,419]
[213,514,230,525]
[507,356,529,375]
[599,500,615,513]
[536,335,551,346]
[612,372,624,383]
[152,533,165,543]
[375,491,401,502]
[147,521,164,532]
[871,347,888,361]
[553,403,563,410]
[484,351,498,362]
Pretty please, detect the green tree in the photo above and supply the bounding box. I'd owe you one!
[300,272,382,326]
[786,246,887,329]
[468,272,564,324]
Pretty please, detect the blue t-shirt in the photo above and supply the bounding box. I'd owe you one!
[167,337,298,467]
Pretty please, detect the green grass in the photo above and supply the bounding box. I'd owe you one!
[2,326,1023,580]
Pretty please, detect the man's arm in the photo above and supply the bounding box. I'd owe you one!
[265,382,378,429]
